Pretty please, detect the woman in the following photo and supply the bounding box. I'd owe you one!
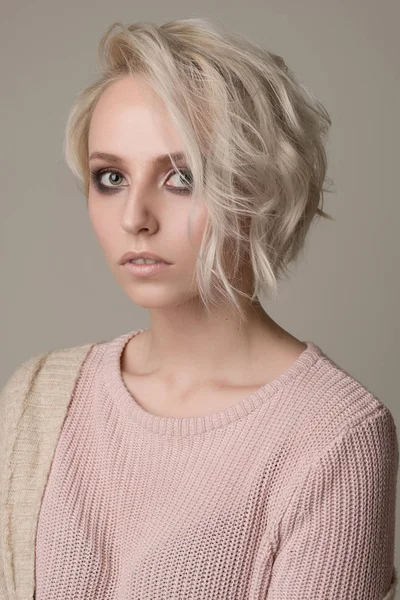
[0,17,397,599]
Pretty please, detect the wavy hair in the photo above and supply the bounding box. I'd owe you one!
[64,17,334,329]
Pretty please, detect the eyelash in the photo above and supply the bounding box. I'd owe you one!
[90,167,193,196]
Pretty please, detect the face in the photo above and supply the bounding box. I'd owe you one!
[87,74,209,311]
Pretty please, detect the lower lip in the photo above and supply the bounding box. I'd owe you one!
[123,261,171,277]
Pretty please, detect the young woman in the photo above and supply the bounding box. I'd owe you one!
[0,17,397,600]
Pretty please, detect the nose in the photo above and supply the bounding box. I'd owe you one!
[119,184,158,235]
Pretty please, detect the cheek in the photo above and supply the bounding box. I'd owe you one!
[88,203,116,254]
[190,203,209,248]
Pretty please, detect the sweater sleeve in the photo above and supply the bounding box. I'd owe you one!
[0,353,48,600]
[266,407,399,600]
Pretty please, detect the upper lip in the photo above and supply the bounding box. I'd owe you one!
[119,251,171,265]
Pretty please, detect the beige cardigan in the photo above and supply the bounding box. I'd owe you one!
[0,342,398,600]
[0,343,95,600]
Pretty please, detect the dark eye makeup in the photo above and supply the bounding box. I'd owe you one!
[90,167,193,196]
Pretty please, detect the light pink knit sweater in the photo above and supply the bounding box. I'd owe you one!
[34,329,398,599]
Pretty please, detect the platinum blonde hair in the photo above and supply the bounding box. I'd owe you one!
[64,17,334,329]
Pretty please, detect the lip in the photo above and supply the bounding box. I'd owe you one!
[123,261,171,277]
[119,250,172,265]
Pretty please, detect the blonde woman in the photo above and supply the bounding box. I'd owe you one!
[0,17,397,600]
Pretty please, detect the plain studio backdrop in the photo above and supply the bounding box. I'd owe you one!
[1,0,399,590]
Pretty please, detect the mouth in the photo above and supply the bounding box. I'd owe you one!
[123,260,171,277]
[119,251,172,265]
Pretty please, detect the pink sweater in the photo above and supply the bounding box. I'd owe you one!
[34,328,398,599]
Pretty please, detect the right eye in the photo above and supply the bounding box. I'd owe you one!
[90,168,128,193]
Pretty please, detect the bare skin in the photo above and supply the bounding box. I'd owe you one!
[87,74,307,418]
[120,324,306,418]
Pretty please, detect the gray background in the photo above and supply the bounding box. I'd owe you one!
[1,0,399,589]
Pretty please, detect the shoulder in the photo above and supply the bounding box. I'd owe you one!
[273,350,399,536]
[288,346,398,459]
[0,339,103,410]
[0,339,105,466]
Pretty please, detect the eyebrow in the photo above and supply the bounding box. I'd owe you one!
[88,151,187,167]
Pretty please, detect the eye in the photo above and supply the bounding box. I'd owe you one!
[90,166,193,195]
[100,171,124,186]
[164,168,193,195]
[90,168,127,194]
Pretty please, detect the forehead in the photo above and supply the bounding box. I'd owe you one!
[88,75,183,162]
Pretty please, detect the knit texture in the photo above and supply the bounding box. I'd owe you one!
[0,340,96,600]
[30,328,398,599]
[0,330,398,599]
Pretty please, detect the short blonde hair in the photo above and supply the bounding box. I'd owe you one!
[64,17,334,328]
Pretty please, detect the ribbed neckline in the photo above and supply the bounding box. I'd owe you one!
[102,328,325,437]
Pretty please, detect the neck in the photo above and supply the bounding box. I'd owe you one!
[123,300,301,388]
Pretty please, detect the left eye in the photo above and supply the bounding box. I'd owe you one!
[165,169,193,190]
